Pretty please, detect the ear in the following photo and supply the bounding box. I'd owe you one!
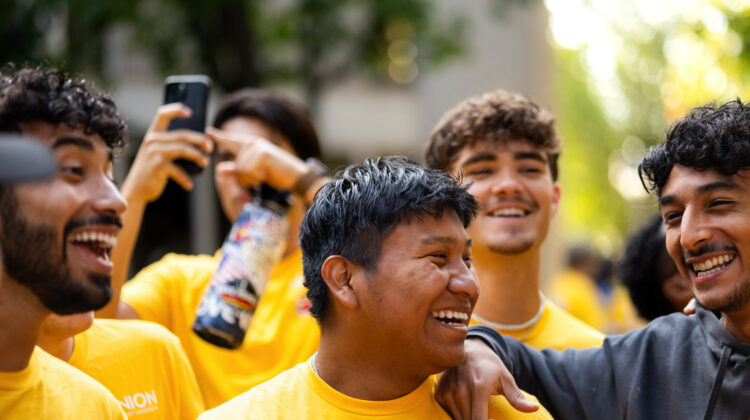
[321,255,359,310]
[550,183,561,216]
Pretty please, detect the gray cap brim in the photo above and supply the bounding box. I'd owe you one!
[0,134,57,183]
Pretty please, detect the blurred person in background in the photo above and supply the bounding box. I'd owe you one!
[425,89,603,351]
[620,214,693,321]
[0,67,127,419]
[100,89,330,408]
[548,244,641,333]
[200,156,551,420]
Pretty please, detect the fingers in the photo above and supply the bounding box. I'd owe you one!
[683,298,696,315]
[145,129,213,154]
[148,103,193,133]
[206,126,252,155]
[497,376,539,414]
[164,161,194,191]
[151,142,211,167]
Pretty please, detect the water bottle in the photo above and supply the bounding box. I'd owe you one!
[192,184,290,349]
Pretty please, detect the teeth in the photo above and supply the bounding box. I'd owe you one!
[432,310,469,322]
[692,254,734,274]
[491,208,525,217]
[70,231,118,249]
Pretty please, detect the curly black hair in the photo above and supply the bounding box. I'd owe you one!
[299,156,478,324]
[425,89,560,180]
[619,215,677,321]
[213,89,321,161]
[0,67,127,152]
[639,99,750,195]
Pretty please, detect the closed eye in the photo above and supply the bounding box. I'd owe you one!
[709,199,733,207]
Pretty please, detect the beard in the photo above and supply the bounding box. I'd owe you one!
[697,276,750,314]
[0,190,112,314]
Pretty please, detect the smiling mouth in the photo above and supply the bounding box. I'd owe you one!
[69,231,117,262]
[432,310,469,326]
[489,207,529,218]
[692,254,735,277]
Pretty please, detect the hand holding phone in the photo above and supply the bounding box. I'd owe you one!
[163,75,211,176]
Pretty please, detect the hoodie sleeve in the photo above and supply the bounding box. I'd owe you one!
[468,325,622,420]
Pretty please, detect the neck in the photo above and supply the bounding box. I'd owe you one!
[0,277,49,371]
[315,322,427,401]
[472,246,543,325]
[722,304,750,344]
[36,336,75,362]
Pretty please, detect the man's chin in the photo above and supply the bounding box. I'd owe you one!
[37,275,113,315]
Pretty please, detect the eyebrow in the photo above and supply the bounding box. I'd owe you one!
[660,181,740,206]
[420,236,473,249]
[459,152,496,168]
[52,135,114,161]
[52,136,94,151]
[515,151,547,164]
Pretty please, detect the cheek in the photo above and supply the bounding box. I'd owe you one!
[467,182,490,205]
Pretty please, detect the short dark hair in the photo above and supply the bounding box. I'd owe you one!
[213,89,321,160]
[619,215,677,321]
[639,99,750,195]
[0,67,127,152]
[425,89,560,180]
[299,156,478,323]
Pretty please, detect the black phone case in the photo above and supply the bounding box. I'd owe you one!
[163,76,211,176]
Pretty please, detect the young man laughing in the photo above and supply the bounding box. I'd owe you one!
[0,67,127,419]
[200,157,550,419]
[425,89,603,351]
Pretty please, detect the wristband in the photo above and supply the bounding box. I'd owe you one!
[292,158,327,198]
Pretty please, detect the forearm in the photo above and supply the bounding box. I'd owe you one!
[95,187,147,319]
[467,326,615,420]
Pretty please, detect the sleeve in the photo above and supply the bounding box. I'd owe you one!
[121,254,180,328]
[468,325,621,420]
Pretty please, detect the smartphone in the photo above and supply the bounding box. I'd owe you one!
[163,75,212,176]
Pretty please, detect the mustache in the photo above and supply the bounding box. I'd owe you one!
[63,216,123,239]
[681,243,737,264]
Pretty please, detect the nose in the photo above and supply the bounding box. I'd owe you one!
[448,262,479,302]
[489,170,522,197]
[91,177,127,218]
[679,207,711,252]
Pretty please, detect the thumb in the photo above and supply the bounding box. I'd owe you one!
[500,378,539,413]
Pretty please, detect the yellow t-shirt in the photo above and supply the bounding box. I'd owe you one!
[121,249,320,408]
[198,360,552,420]
[471,300,604,350]
[68,319,204,419]
[0,347,127,419]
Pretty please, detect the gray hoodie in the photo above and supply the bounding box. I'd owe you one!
[468,306,750,420]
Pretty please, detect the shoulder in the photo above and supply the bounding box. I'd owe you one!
[36,349,126,418]
[87,319,182,349]
[488,391,554,419]
[541,301,604,346]
[124,252,218,295]
[607,312,701,348]
[199,365,303,419]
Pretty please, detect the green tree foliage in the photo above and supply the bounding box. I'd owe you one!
[2,0,472,112]
[547,0,750,253]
